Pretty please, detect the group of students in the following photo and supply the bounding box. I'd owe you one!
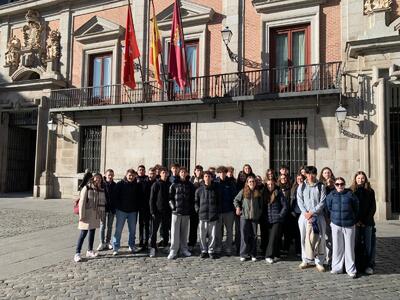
[74,163,376,279]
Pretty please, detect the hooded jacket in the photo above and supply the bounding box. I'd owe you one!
[233,188,263,221]
[149,179,171,215]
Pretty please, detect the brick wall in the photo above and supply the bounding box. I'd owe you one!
[244,0,262,71]
[320,0,341,63]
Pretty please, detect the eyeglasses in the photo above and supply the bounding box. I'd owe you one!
[335,182,345,187]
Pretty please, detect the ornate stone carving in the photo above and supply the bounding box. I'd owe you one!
[47,30,61,60]
[364,0,392,15]
[5,36,21,67]
[22,10,44,50]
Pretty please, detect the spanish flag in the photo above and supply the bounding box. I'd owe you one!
[150,1,162,86]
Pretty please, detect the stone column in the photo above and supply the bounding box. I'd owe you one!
[133,0,150,82]
[59,7,72,82]
[0,22,11,83]
[34,90,55,199]
[0,112,9,193]
[222,0,241,73]
[375,78,389,220]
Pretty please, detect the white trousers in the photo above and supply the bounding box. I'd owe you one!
[199,220,217,254]
[170,214,190,255]
[298,214,326,265]
[331,223,356,275]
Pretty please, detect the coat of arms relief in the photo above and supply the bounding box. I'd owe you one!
[364,0,392,15]
[4,9,62,80]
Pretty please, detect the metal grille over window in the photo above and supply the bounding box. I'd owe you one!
[389,84,400,213]
[270,118,307,179]
[79,126,101,173]
[163,123,191,171]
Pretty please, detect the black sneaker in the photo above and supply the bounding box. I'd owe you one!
[209,253,217,259]
[200,252,208,259]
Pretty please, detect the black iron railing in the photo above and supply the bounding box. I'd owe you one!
[50,61,341,109]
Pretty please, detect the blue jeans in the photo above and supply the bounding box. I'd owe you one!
[100,212,115,244]
[112,209,138,251]
[76,229,95,254]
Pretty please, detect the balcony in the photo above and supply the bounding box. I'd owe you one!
[49,61,341,111]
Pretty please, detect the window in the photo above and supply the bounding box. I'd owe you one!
[270,118,307,180]
[163,123,191,170]
[89,53,112,98]
[270,24,310,92]
[79,126,102,173]
[166,40,199,94]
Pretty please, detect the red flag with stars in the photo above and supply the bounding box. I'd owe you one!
[168,0,187,89]
[123,5,140,89]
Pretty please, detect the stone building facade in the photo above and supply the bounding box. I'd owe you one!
[0,0,399,221]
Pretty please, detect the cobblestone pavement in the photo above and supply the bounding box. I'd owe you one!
[0,196,399,299]
[0,208,75,238]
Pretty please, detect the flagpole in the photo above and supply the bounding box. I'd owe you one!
[177,0,193,99]
[127,0,147,101]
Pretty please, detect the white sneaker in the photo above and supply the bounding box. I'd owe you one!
[316,264,325,272]
[240,257,246,262]
[107,243,113,250]
[348,272,357,279]
[96,243,106,251]
[167,252,176,260]
[265,257,274,264]
[112,250,119,256]
[251,256,257,262]
[299,262,309,269]
[86,250,98,258]
[365,267,374,275]
[149,248,156,258]
[74,253,82,263]
[181,249,191,257]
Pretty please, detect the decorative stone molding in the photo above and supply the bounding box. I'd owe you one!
[252,0,326,14]
[364,0,392,15]
[74,16,124,44]
[157,0,214,30]
[3,9,62,80]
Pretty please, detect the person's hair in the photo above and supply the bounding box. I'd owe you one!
[148,167,155,173]
[265,179,277,203]
[154,164,162,170]
[350,171,371,191]
[179,167,188,173]
[170,163,180,169]
[159,167,168,173]
[335,177,346,185]
[90,173,103,187]
[297,165,306,175]
[105,169,114,174]
[226,166,234,172]
[203,170,213,177]
[280,165,289,171]
[126,168,136,175]
[242,164,253,174]
[194,165,203,171]
[263,168,276,183]
[278,173,291,188]
[208,167,216,171]
[243,176,261,198]
[138,165,145,170]
[305,166,317,175]
[216,166,227,173]
[318,167,335,183]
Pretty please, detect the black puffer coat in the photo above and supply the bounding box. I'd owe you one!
[169,179,195,216]
[195,182,221,222]
[263,187,288,224]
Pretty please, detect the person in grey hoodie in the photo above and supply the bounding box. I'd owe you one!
[297,166,327,272]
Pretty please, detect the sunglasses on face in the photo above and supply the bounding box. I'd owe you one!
[335,182,345,187]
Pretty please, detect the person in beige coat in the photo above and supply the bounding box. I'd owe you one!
[74,173,106,263]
